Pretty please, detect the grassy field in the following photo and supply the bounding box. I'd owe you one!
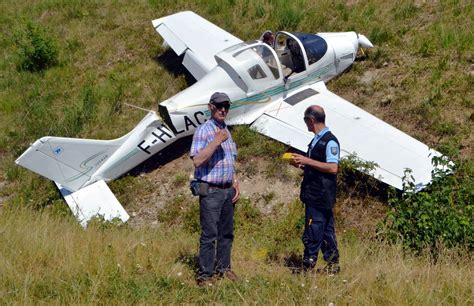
[1,207,472,304]
[0,0,473,304]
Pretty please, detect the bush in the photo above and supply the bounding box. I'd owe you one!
[380,156,473,253]
[15,22,59,72]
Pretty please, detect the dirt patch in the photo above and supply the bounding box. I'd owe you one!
[125,152,304,227]
[125,151,386,235]
[359,69,378,86]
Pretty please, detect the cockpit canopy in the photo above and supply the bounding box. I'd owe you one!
[216,41,282,93]
[289,32,328,65]
[215,33,329,93]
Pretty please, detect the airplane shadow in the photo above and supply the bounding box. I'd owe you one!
[153,49,196,87]
[338,170,394,202]
[127,136,193,176]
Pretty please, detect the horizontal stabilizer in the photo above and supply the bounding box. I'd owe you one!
[57,180,129,228]
[16,137,124,192]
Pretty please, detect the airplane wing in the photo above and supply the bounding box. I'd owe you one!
[152,11,242,80]
[251,81,442,190]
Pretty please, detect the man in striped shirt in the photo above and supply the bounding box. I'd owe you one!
[190,92,240,286]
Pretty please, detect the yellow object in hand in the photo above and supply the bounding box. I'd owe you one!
[282,153,293,161]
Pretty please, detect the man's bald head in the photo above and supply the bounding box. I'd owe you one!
[304,105,326,124]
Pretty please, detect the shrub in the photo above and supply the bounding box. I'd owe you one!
[15,22,59,72]
[380,156,473,254]
[337,153,384,197]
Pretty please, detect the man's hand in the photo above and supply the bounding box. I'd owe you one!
[291,153,309,169]
[232,180,240,204]
[292,153,339,174]
[212,129,229,145]
[192,129,229,168]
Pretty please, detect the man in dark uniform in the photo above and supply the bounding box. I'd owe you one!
[190,92,240,287]
[291,105,341,274]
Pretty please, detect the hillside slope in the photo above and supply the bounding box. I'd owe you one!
[0,0,472,303]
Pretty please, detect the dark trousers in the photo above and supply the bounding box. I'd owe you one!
[198,187,234,279]
[302,205,339,267]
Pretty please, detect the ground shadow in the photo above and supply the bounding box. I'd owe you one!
[338,169,395,202]
[283,252,304,274]
[176,251,200,278]
[127,135,193,176]
[153,49,196,87]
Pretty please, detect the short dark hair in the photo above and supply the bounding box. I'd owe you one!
[304,106,325,123]
[263,31,273,41]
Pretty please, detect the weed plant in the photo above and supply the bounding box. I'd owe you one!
[14,22,58,72]
[381,157,474,253]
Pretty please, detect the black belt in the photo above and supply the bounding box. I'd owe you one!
[206,181,233,189]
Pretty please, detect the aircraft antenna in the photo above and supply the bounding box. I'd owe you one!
[124,102,154,113]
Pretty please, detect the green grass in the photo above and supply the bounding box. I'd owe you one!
[0,0,473,303]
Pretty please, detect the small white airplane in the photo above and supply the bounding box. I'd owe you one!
[16,11,443,226]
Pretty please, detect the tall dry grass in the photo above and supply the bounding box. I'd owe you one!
[1,208,472,304]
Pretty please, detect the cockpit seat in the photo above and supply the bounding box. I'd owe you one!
[287,38,304,73]
[282,64,292,77]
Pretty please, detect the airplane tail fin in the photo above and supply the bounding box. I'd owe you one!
[16,112,177,192]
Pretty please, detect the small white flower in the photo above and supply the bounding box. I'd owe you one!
[343,279,347,283]
[301,283,305,287]
[177,272,183,277]
[246,279,249,283]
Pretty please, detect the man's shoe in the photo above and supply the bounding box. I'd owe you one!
[196,277,216,287]
[218,270,239,281]
[302,257,316,272]
[317,263,340,275]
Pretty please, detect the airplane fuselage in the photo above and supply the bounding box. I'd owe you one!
[16,29,373,192]
[159,31,366,137]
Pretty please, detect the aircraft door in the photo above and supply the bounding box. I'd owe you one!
[275,32,308,77]
[333,38,355,74]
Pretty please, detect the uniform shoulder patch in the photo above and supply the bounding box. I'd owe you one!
[331,146,338,155]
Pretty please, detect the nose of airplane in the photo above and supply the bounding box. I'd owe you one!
[357,34,373,48]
